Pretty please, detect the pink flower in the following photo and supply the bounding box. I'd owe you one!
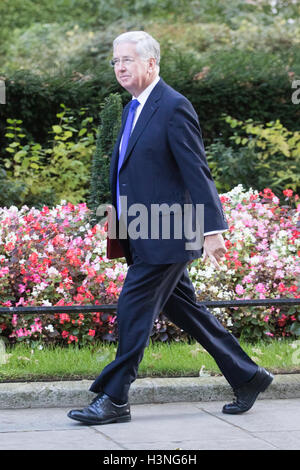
[88,329,95,337]
[278,282,286,292]
[30,323,42,333]
[16,297,26,307]
[68,335,78,343]
[0,267,9,277]
[235,284,244,295]
[255,283,266,293]
[283,189,293,197]
[16,328,24,337]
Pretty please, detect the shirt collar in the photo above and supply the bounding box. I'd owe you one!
[132,75,160,106]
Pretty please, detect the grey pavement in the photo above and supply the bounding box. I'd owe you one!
[0,399,300,450]
[0,374,300,450]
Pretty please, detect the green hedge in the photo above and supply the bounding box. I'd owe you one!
[1,61,298,163]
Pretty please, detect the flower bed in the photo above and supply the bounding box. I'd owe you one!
[188,186,300,341]
[0,185,299,345]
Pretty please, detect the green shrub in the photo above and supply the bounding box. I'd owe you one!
[1,106,96,208]
[1,50,298,159]
[226,116,299,196]
[206,140,258,194]
[207,116,300,198]
[88,93,122,222]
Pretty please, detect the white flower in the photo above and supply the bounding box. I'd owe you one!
[56,287,65,294]
[250,255,260,265]
[47,267,59,278]
[197,283,206,291]
[37,282,48,291]
[44,324,54,332]
[278,230,287,238]
[212,308,222,315]
[209,285,219,294]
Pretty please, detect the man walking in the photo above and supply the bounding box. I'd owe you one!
[68,31,273,425]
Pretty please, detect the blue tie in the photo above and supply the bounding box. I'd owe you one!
[116,99,140,219]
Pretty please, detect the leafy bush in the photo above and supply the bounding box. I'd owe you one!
[1,106,96,208]
[206,140,259,194]
[88,93,122,221]
[206,116,300,198]
[1,50,298,158]
[0,186,298,346]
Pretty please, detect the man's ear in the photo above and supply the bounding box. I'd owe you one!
[148,57,156,72]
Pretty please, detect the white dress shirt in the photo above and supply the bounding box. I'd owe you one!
[120,75,226,238]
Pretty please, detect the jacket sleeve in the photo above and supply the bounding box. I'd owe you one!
[167,97,228,234]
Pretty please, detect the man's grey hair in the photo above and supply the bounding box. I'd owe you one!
[113,31,160,69]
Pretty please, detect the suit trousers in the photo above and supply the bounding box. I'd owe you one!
[90,244,258,403]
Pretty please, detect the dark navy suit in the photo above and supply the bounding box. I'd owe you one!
[90,78,258,402]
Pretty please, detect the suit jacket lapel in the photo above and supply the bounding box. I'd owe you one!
[110,78,165,198]
[121,79,164,168]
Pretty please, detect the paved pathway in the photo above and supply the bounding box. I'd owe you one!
[0,398,299,450]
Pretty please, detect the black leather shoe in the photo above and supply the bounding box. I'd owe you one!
[67,392,131,425]
[222,367,274,414]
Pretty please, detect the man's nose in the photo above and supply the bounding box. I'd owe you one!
[119,61,127,71]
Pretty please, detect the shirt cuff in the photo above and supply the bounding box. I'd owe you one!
[204,229,228,237]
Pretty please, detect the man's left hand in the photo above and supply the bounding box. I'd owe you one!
[202,233,227,270]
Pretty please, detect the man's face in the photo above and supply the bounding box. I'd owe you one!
[112,42,155,97]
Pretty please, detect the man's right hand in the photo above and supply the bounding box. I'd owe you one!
[203,233,227,270]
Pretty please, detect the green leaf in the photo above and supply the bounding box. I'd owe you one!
[290,323,300,336]
[52,125,63,134]
[14,150,27,161]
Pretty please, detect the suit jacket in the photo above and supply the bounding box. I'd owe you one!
[109,78,228,265]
